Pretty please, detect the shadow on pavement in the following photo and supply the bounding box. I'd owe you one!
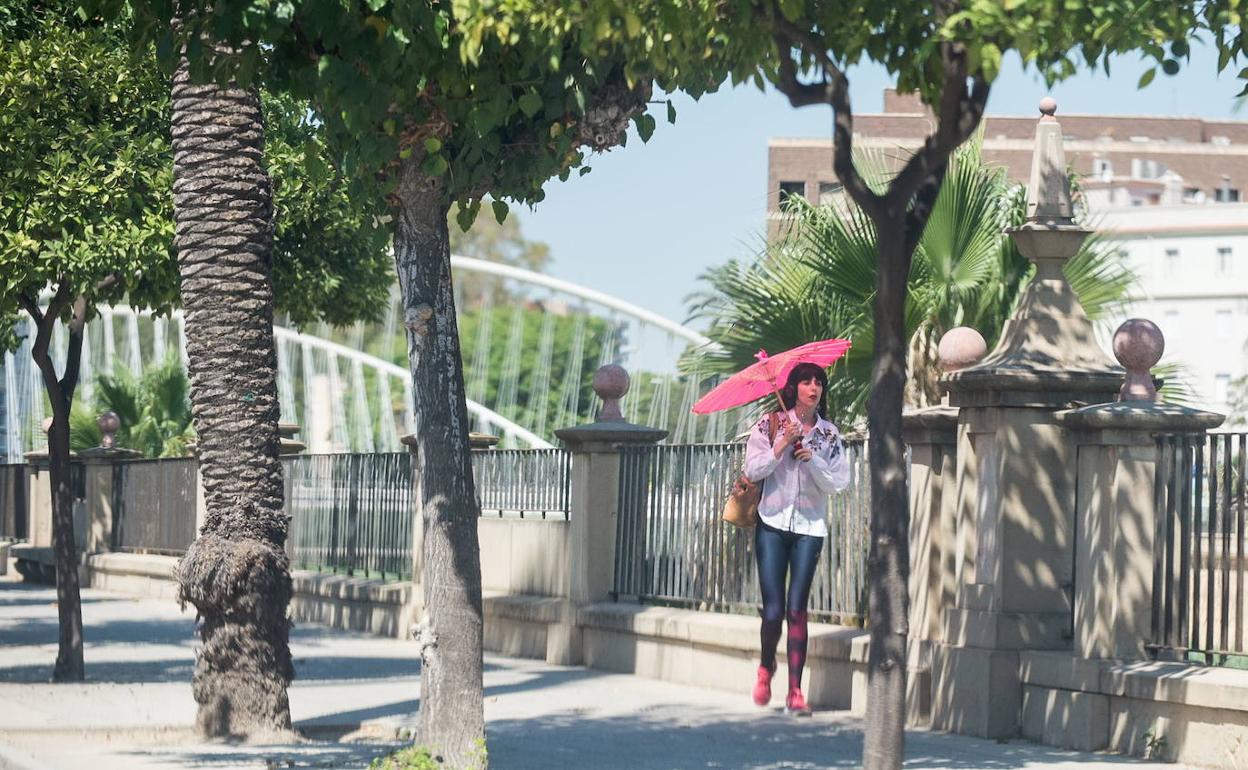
[483,709,1153,770]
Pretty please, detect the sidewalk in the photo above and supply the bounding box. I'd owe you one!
[0,574,1196,770]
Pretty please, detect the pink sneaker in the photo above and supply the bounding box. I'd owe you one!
[785,687,812,716]
[752,665,774,706]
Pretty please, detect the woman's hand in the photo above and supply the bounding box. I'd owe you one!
[793,446,813,463]
[772,418,802,457]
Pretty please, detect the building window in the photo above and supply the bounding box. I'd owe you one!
[1215,374,1232,404]
[778,181,805,208]
[1093,157,1113,178]
[1217,247,1233,274]
[1164,248,1180,276]
[1183,187,1205,203]
[1216,309,1233,339]
[1216,186,1241,202]
[817,181,843,205]
[1131,158,1165,179]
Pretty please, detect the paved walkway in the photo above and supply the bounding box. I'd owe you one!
[0,575,1197,770]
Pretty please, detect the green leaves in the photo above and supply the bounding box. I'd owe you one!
[518,91,543,117]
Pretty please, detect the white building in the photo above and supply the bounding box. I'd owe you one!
[1095,203,1248,418]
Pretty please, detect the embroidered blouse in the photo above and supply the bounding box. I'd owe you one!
[743,412,851,537]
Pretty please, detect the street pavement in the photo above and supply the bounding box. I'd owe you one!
[0,572,1197,769]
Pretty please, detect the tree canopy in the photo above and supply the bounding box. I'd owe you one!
[0,2,393,340]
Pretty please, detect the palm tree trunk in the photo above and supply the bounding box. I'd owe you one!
[169,56,294,739]
[862,223,912,770]
[394,163,486,769]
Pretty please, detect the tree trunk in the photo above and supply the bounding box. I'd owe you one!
[862,222,913,770]
[169,56,294,739]
[394,163,486,769]
[22,291,87,682]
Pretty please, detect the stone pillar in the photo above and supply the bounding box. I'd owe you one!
[904,328,985,726]
[556,365,667,605]
[77,412,141,555]
[551,364,666,663]
[1058,321,1224,660]
[931,99,1125,739]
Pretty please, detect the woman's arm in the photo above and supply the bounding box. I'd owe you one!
[744,415,782,482]
[806,429,851,493]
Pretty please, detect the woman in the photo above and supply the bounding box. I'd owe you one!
[743,362,850,715]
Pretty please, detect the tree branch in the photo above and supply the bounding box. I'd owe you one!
[768,9,882,217]
[20,282,74,412]
[888,42,990,209]
[903,162,949,256]
[62,295,90,402]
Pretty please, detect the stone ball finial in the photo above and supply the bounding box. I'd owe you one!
[1113,318,1164,402]
[41,417,53,435]
[1039,96,1057,118]
[592,364,630,422]
[97,411,121,449]
[937,327,988,372]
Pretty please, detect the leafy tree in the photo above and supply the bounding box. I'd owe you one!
[688,141,1136,425]
[748,2,1247,766]
[101,1,759,761]
[0,3,390,693]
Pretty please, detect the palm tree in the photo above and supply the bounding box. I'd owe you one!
[70,354,195,457]
[168,56,293,737]
[687,140,1136,427]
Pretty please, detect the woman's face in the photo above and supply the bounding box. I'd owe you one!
[796,376,823,410]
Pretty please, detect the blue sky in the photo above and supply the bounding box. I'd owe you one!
[509,43,1246,332]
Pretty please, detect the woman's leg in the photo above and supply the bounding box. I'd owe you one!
[784,533,824,705]
[754,522,789,674]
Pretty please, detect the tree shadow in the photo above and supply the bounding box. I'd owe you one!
[112,738,405,769]
[484,708,1161,770]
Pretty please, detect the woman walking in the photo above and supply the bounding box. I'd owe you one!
[744,362,850,715]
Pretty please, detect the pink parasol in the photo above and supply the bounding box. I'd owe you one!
[691,338,851,415]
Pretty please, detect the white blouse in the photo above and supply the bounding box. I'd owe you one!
[743,412,851,537]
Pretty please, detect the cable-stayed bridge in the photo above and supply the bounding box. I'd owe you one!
[2,257,743,462]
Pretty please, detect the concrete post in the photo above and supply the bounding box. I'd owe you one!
[933,99,1125,739]
[1059,406,1220,659]
[77,449,137,554]
[551,364,666,663]
[1057,320,1224,660]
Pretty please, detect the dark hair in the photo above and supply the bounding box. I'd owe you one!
[779,362,828,418]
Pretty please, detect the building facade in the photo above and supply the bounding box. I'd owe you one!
[767,91,1248,417]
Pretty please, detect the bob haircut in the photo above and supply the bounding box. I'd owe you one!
[779,362,828,419]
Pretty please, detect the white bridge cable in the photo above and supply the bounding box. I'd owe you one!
[526,309,557,439]
[495,304,526,422]
[554,312,587,429]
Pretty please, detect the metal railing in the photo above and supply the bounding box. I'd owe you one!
[613,440,871,624]
[1151,432,1248,663]
[283,453,413,580]
[113,458,198,555]
[0,464,27,540]
[472,448,572,520]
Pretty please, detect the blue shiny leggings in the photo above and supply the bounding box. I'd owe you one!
[755,521,823,691]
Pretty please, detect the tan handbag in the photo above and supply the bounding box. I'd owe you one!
[722,413,779,528]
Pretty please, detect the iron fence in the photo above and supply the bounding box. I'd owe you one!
[472,448,572,520]
[0,464,27,540]
[1151,432,1248,663]
[613,440,871,624]
[113,458,198,554]
[283,453,413,580]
